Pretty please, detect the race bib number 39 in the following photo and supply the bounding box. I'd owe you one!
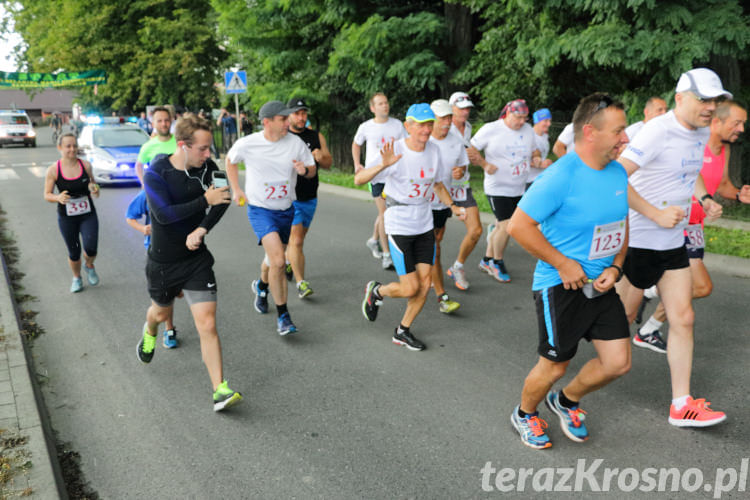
[588,220,626,260]
[66,196,91,216]
[685,224,705,250]
[264,180,290,201]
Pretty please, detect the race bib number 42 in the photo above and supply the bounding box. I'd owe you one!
[66,196,91,216]
[588,220,626,260]
[264,180,290,201]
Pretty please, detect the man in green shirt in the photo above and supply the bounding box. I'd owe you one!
[135,106,177,185]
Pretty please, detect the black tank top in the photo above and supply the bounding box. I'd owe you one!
[289,128,321,201]
[55,159,95,217]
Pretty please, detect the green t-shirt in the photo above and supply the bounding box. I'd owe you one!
[137,135,177,164]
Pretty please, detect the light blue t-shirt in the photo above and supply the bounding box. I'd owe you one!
[518,152,628,291]
[126,190,150,249]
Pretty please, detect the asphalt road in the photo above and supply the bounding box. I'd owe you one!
[0,129,748,499]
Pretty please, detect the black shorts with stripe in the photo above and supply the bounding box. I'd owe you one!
[534,284,629,362]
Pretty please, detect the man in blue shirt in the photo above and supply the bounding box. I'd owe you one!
[506,93,630,449]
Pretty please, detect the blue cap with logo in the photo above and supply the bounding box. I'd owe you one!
[405,103,436,123]
[532,108,551,124]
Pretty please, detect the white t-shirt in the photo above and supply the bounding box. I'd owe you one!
[470,120,537,196]
[354,117,407,184]
[228,132,314,211]
[625,121,644,141]
[428,133,470,209]
[449,121,472,148]
[528,132,550,182]
[556,123,576,155]
[620,111,709,250]
[382,138,445,236]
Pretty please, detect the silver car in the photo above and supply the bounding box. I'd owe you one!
[78,122,149,184]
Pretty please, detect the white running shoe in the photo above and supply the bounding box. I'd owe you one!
[366,238,382,259]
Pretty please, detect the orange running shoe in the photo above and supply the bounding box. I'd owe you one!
[668,397,726,427]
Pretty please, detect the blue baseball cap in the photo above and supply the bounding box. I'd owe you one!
[533,108,551,124]
[405,103,435,123]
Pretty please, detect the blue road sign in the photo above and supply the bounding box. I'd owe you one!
[224,71,247,94]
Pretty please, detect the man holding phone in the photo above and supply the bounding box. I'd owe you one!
[506,93,630,448]
[139,112,242,411]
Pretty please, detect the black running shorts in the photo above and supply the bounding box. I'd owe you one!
[146,251,217,307]
[623,245,689,289]
[487,195,522,222]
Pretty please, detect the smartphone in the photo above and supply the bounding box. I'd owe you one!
[212,170,228,188]
[582,281,604,299]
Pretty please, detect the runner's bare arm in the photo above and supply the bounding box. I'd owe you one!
[225,158,247,205]
[620,157,684,228]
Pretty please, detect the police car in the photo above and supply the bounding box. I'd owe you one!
[77,116,149,184]
[0,110,36,147]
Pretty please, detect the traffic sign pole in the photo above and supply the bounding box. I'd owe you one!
[235,94,241,138]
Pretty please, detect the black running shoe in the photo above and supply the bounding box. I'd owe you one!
[362,280,382,321]
[392,328,426,351]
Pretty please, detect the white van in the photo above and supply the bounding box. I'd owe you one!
[0,110,36,147]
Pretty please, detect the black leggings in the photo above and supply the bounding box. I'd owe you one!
[57,212,99,261]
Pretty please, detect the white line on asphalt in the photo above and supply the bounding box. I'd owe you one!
[28,167,47,178]
[0,170,20,180]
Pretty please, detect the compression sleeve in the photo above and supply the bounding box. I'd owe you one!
[143,168,209,225]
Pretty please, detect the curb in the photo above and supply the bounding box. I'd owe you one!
[0,249,65,499]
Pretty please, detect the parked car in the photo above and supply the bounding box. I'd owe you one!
[0,110,36,147]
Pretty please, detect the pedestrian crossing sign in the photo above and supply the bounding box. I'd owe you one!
[224,71,247,94]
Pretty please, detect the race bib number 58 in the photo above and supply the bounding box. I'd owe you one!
[588,220,626,260]
[66,196,91,216]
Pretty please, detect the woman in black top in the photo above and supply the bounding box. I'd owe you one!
[43,133,101,292]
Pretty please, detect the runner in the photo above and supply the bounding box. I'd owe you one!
[226,100,315,335]
[507,93,630,449]
[635,99,748,351]
[352,93,407,269]
[625,96,668,140]
[126,189,179,348]
[138,113,241,411]
[448,91,474,147]
[615,68,729,427]
[358,103,465,350]
[135,106,176,185]
[528,108,555,187]
[468,99,541,282]
[429,99,482,295]
[551,122,574,157]
[43,133,101,293]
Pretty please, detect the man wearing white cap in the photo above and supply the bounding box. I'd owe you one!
[616,68,729,427]
[449,91,474,147]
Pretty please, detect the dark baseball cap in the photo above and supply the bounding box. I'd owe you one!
[287,98,309,112]
[259,100,293,120]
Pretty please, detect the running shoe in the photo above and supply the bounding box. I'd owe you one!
[285,263,293,281]
[213,380,243,412]
[545,391,588,442]
[277,312,298,336]
[510,406,552,450]
[70,277,83,293]
[137,322,156,364]
[489,260,511,282]
[362,281,382,321]
[632,329,667,354]
[252,279,268,314]
[478,259,493,276]
[392,328,425,351]
[668,397,726,427]
[163,327,178,349]
[438,294,460,314]
[83,265,99,286]
[382,254,394,270]
[446,264,470,290]
[297,280,313,299]
[366,238,383,259]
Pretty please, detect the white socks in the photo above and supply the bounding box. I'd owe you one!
[672,395,690,410]
[453,260,463,269]
[644,285,659,300]
[640,316,663,335]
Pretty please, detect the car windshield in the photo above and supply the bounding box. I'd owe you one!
[93,127,148,147]
[0,115,29,125]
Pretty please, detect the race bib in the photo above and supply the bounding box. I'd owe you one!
[264,180,291,201]
[588,220,626,260]
[408,179,434,199]
[449,179,469,202]
[685,224,705,250]
[510,160,529,177]
[66,196,91,216]
[659,197,692,228]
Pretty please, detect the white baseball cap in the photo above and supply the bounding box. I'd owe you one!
[449,91,474,109]
[430,99,452,117]
[675,68,732,99]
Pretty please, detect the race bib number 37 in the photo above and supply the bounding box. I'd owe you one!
[66,196,91,216]
[588,220,626,260]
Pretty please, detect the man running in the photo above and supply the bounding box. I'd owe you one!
[139,113,241,411]
[468,99,541,282]
[552,122,574,158]
[615,68,729,427]
[135,106,176,185]
[227,101,316,335]
[352,93,407,269]
[625,96,668,140]
[636,99,748,351]
[528,108,554,187]
[448,91,474,147]
[507,93,630,449]
[358,103,465,351]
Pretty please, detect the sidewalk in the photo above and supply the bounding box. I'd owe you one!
[0,250,63,499]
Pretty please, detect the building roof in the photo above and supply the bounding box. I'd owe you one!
[0,89,77,113]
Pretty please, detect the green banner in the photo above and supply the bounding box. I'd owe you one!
[0,69,107,88]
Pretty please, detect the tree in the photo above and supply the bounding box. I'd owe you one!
[6,0,225,112]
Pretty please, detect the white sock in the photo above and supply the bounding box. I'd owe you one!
[672,395,690,410]
[453,260,463,269]
[382,252,390,258]
[644,285,659,300]
[639,316,663,335]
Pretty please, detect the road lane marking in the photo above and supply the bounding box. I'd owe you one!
[0,169,20,180]
[28,167,47,178]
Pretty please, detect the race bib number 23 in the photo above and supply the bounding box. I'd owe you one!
[264,180,290,201]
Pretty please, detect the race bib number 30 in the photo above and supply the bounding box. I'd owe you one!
[685,224,705,250]
[66,196,91,216]
[449,185,467,202]
[264,180,290,201]
[588,220,626,260]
